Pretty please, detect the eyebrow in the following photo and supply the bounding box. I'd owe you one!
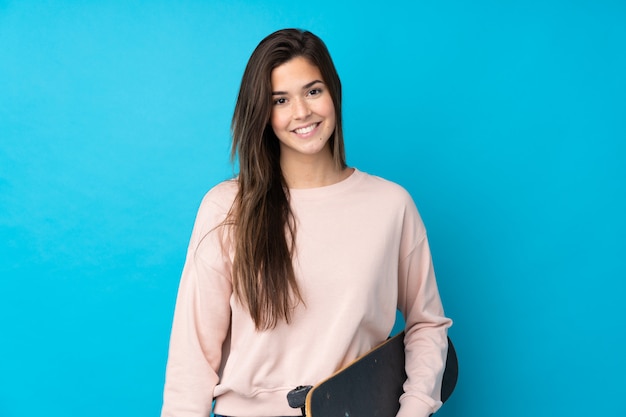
[272,79,324,96]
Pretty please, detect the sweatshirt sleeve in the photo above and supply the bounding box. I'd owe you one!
[396,197,452,417]
[161,190,234,417]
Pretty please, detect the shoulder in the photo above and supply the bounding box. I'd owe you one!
[191,178,238,234]
[356,170,415,206]
[200,178,239,212]
[356,170,426,234]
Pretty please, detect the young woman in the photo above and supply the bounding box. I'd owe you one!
[161,28,452,417]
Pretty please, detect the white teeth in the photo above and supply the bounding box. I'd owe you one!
[294,123,318,134]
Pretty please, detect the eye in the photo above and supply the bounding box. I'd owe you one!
[273,97,287,105]
[308,88,323,97]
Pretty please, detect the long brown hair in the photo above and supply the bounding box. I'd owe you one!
[229,29,346,330]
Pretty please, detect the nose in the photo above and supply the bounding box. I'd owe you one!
[292,98,311,119]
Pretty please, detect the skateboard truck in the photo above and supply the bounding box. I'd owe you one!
[287,385,313,416]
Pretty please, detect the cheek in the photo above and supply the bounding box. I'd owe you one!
[322,99,336,126]
[270,110,286,131]
[324,105,337,131]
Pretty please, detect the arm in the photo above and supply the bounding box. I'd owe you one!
[161,195,233,417]
[396,202,452,417]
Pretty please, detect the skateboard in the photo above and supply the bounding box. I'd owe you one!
[287,332,458,416]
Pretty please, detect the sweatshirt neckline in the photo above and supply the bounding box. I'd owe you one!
[288,168,363,200]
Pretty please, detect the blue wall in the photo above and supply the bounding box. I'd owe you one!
[1,1,624,416]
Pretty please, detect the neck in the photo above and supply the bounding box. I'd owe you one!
[280,152,351,189]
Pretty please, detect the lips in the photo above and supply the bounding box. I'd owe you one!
[293,123,319,135]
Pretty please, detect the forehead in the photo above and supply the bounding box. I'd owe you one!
[271,56,324,89]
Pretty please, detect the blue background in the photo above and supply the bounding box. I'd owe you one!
[1,1,625,416]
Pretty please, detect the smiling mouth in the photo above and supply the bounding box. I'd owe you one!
[293,123,319,135]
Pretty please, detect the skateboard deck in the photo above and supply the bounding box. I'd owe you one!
[304,332,458,417]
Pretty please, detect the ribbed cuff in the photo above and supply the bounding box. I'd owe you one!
[396,395,437,417]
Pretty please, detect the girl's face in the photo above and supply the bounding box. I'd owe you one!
[270,56,336,165]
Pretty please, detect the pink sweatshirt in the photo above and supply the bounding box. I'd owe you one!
[161,169,452,417]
